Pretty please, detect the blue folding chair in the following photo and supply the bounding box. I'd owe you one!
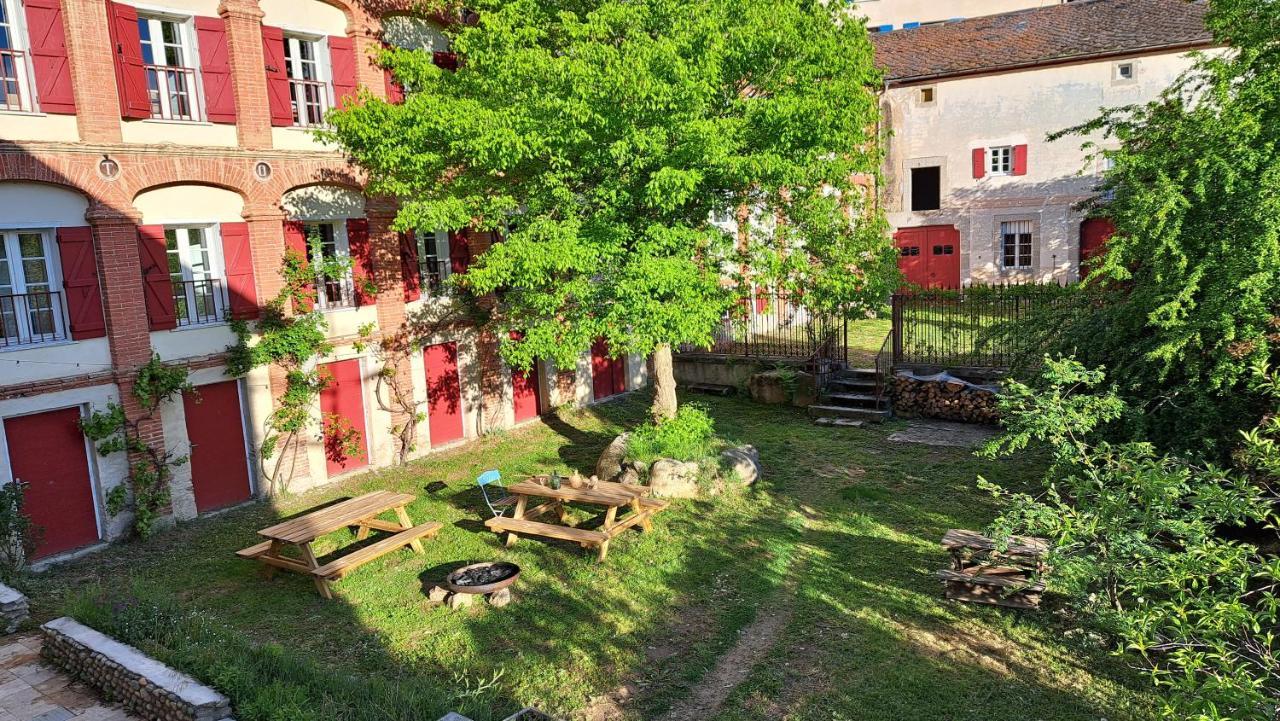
[477,469,516,517]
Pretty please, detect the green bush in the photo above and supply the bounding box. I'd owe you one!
[625,404,717,465]
[980,357,1280,720]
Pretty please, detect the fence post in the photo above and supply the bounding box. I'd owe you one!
[891,294,903,365]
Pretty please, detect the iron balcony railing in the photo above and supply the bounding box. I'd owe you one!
[289,78,330,128]
[0,49,30,112]
[172,278,228,327]
[422,258,454,295]
[316,273,355,310]
[145,64,200,121]
[0,290,67,348]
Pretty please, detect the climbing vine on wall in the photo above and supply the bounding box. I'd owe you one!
[80,354,192,538]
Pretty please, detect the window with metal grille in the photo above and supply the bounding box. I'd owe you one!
[0,229,66,346]
[165,226,226,326]
[283,34,329,127]
[0,0,34,112]
[1001,220,1033,268]
[138,14,201,121]
[304,222,354,308]
[415,230,453,294]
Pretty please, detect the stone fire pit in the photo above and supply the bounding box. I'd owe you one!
[430,562,520,609]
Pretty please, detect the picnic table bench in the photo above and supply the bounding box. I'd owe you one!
[485,479,668,561]
[237,490,440,598]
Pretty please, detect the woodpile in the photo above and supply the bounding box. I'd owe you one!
[890,371,999,424]
[937,529,1048,610]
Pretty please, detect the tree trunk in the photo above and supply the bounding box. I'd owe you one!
[652,343,678,422]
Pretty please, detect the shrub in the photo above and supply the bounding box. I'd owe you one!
[625,404,717,465]
[980,357,1280,720]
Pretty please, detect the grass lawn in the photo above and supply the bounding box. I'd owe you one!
[21,392,1158,721]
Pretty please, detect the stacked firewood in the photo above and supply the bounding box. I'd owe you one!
[891,372,1000,424]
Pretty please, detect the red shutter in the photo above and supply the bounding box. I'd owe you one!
[194,16,235,123]
[22,0,75,114]
[329,35,357,109]
[346,219,375,306]
[399,230,420,302]
[219,222,258,320]
[1013,144,1029,176]
[137,225,176,330]
[55,227,105,340]
[282,220,313,311]
[384,68,405,104]
[449,230,472,275]
[433,51,458,71]
[106,1,151,119]
[971,148,986,179]
[261,25,293,126]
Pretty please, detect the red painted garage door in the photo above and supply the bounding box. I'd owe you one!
[319,359,369,476]
[512,363,541,423]
[424,342,464,445]
[895,225,961,289]
[1080,218,1116,277]
[590,338,627,401]
[183,380,252,513]
[4,408,99,559]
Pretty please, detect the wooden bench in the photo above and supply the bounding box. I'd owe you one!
[486,516,612,559]
[236,541,273,559]
[311,522,443,581]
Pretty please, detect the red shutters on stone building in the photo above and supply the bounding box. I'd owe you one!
[22,0,75,114]
[194,16,236,123]
[399,230,421,302]
[329,35,358,109]
[55,227,105,340]
[449,231,472,275]
[262,25,294,127]
[973,145,1029,178]
[137,225,177,330]
[384,69,405,104]
[971,148,986,180]
[282,220,313,310]
[219,222,258,319]
[345,218,375,306]
[1012,144,1029,176]
[106,1,151,120]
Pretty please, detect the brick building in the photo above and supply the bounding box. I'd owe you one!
[0,0,648,564]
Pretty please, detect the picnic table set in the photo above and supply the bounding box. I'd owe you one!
[237,471,668,598]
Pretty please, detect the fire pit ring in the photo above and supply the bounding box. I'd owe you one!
[445,561,521,595]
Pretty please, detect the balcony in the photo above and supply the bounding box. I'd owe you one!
[0,49,31,112]
[0,291,68,349]
[145,65,200,121]
[172,278,228,327]
[289,78,330,128]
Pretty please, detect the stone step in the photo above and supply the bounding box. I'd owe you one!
[828,378,876,390]
[813,417,865,428]
[825,391,881,405]
[684,382,734,397]
[832,368,878,382]
[806,405,890,423]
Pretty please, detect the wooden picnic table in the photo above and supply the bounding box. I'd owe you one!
[484,479,668,561]
[236,490,441,599]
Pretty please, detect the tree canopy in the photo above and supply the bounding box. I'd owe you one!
[325,0,894,417]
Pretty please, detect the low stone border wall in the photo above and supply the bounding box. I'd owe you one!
[0,583,28,633]
[40,617,233,721]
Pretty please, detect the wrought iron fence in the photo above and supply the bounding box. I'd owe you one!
[684,294,840,360]
[0,291,67,348]
[890,283,1076,369]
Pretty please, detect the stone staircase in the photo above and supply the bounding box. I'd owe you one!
[808,367,891,427]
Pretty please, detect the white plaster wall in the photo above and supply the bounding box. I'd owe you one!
[135,185,245,224]
[627,353,650,391]
[259,0,348,35]
[270,127,338,152]
[120,120,239,147]
[0,183,89,226]
[0,384,131,550]
[241,364,274,493]
[0,114,79,143]
[151,325,238,361]
[382,15,448,51]
[322,305,378,339]
[850,0,1054,28]
[884,52,1199,282]
[0,339,113,385]
[158,392,199,522]
[575,352,594,406]
[282,185,365,221]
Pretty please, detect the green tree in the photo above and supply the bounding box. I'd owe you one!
[325,0,894,420]
[1045,0,1280,455]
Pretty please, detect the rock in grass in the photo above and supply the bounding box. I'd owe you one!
[595,433,630,481]
[488,588,512,608]
[447,592,475,609]
[427,585,450,604]
[649,459,701,499]
[719,445,761,486]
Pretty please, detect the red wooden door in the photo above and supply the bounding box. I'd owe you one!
[183,381,252,513]
[4,408,98,559]
[512,364,541,423]
[424,342,464,445]
[1080,218,1115,276]
[318,359,368,476]
[895,229,926,287]
[591,338,627,400]
[896,226,960,289]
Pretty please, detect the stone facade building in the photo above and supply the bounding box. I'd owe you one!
[0,0,647,564]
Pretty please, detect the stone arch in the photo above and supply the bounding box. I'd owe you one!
[124,157,256,203]
[281,183,367,221]
[0,154,124,214]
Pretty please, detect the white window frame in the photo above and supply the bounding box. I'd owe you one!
[282,32,331,128]
[415,229,452,296]
[1000,220,1034,270]
[304,220,354,310]
[0,228,67,347]
[988,146,1013,176]
[0,0,38,113]
[1114,62,1135,82]
[164,224,227,327]
[136,11,205,122]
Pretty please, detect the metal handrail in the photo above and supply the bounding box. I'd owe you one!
[316,273,355,310]
[289,78,331,128]
[144,64,200,121]
[0,49,30,112]
[873,330,893,403]
[172,278,228,327]
[0,290,67,348]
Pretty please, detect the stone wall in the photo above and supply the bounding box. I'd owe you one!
[0,583,28,633]
[40,617,232,721]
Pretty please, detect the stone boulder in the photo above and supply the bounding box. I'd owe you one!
[748,369,816,407]
[719,445,761,486]
[648,459,701,499]
[595,432,630,481]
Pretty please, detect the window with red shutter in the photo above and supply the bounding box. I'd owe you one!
[261,25,293,127]
[219,222,258,319]
[137,225,177,330]
[448,230,472,275]
[194,16,235,123]
[399,230,420,302]
[106,1,152,119]
[1012,144,1029,176]
[21,0,75,114]
[346,219,375,306]
[282,220,314,310]
[54,227,105,340]
[971,148,986,180]
[329,35,357,109]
